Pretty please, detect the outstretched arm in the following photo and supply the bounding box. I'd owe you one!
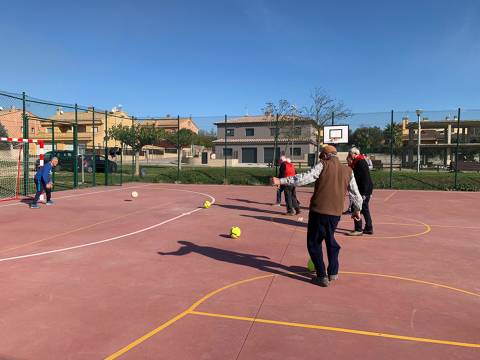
[279,162,325,187]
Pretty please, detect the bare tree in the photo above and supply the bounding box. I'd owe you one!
[305,88,351,160]
[262,99,302,157]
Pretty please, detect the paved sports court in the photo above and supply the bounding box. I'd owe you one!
[0,184,478,359]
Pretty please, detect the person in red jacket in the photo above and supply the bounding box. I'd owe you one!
[279,158,300,215]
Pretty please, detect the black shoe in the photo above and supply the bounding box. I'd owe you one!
[342,210,352,215]
[295,208,301,215]
[311,276,329,287]
[363,229,374,235]
[286,211,295,216]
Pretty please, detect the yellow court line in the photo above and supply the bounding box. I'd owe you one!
[430,224,480,230]
[189,310,480,348]
[383,191,398,202]
[104,271,480,359]
[340,271,480,298]
[104,274,274,360]
[289,219,432,239]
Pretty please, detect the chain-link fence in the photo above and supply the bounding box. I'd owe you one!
[1,90,479,196]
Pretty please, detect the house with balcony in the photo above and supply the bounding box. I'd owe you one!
[138,116,199,134]
[402,117,480,167]
[213,115,318,164]
[36,107,132,153]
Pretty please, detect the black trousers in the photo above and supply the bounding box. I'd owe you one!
[32,178,51,204]
[307,211,341,277]
[283,185,299,213]
[276,186,284,204]
[354,194,373,232]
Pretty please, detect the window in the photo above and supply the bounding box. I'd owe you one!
[226,128,234,136]
[245,128,254,136]
[93,127,99,133]
[290,148,301,156]
[270,128,279,136]
[46,128,52,134]
[31,127,35,134]
[78,125,87,133]
[223,148,233,156]
[293,127,301,136]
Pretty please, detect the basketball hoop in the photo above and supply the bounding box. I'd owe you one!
[330,137,340,144]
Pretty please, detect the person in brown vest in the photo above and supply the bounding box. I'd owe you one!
[272,145,363,287]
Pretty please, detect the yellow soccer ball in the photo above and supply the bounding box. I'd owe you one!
[203,200,211,209]
[307,259,315,272]
[230,226,241,239]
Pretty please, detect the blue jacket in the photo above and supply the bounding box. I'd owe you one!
[35,162,53,183]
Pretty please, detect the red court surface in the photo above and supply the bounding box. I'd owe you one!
[0,183,479,360]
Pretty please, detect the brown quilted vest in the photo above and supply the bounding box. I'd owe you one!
[309,156,352,216]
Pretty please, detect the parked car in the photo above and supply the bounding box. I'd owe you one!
[82,155,118,173]
[36,150,79,172]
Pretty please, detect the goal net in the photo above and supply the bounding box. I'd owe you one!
[0,137,44,201]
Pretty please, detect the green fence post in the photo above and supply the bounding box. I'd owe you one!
[177,115,180,182]
[131,116,135,181]
[92,107,96,187]
[104,110,109,186]
[73,104,78,188]
[22,92,29,196]
[224,114,227,184]
[331,111,335,126]
[120,143,123,185]
[454,108,461,190]
[389,110,394,189]
[51,120,55,184]
[274,113,279,175]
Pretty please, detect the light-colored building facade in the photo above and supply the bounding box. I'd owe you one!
[402,117,480,166]
[36,108,132,152]
[213,115,318,164]
[0,107,42,138]
[139,117,199,134]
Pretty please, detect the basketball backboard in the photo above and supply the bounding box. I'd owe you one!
[323,125,349,144]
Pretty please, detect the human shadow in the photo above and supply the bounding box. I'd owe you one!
[215,203,285,215]
[240,214,307,229]
[227,198,309,211]
[158,241,311,283]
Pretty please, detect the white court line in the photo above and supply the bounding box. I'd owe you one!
[0,189,215,263]
[0,184,152,209]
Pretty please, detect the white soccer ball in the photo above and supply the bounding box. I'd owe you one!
[131,191,139,198]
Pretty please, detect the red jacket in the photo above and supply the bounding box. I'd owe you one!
[284,162,296,177]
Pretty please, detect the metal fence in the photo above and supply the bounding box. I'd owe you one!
[1,90,479,194]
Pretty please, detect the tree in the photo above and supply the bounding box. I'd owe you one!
[351,126,385,153]
[304,88,351,161]
[196,129,216,149]
[383,122,403,154]
[0,122,8,150]
[262,99,300,156]
[110,124,164,176]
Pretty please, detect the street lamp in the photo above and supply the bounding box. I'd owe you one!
[415,109,423,172]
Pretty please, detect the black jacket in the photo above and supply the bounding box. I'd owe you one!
[352,159,373,195]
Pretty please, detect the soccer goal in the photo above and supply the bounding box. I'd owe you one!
[0,137,44,201]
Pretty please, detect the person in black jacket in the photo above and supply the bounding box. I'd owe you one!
[346,148,374,235]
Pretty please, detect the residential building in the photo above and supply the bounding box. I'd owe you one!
[0,106,42,138]
[139,116,199,134]
[213,115,318,164]
[36,107,132,153]
[402,117,480,166]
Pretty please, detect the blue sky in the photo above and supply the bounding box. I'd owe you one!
[1,0,479,117]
